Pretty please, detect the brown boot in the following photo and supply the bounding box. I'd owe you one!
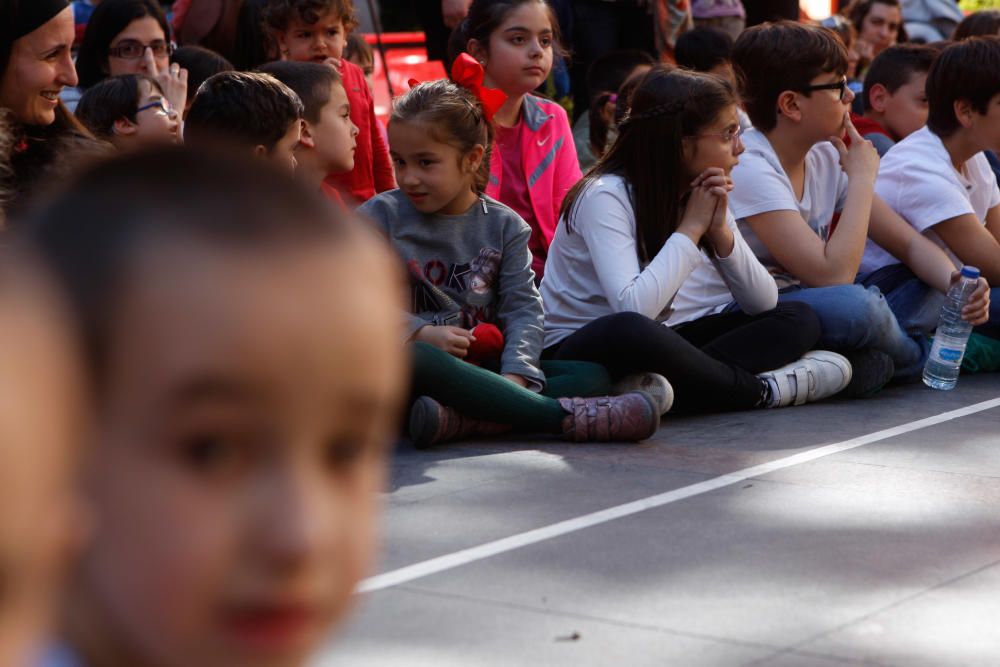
[558,392,660,442]
[408,396,512,448]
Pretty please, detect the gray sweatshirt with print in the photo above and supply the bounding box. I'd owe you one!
[359,190,546,389]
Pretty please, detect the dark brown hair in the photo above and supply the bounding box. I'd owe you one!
[262,0,359,34]
[861,44,938,113]
[561,67,737,264]
[185,71,304,151]
[926,36,1000,138]
[954,10,1000,41]
[732,21,848,133]
[76,74,166,139]
[390,79,494,193]
[258,60,343,125]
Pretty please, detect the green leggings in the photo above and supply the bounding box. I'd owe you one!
[410,342,611,433]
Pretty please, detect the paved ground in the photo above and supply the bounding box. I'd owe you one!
[318,375,1000,667]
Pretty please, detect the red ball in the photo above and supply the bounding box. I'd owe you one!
[466,323,504,365]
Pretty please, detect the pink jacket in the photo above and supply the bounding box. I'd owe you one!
[487,95,582,278]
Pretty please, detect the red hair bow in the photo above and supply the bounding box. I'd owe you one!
[407,53,507,121]
[451,53,507,121]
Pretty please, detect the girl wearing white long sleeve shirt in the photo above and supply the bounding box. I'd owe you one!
[540,67,852,411]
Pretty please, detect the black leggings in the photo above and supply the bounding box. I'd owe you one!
[543,303,821,413]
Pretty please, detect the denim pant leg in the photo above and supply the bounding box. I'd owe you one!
[778,284,928,380]
[857,264,944,335]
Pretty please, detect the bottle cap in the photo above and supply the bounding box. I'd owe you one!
[961,266,980,279]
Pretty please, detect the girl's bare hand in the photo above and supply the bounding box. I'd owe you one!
[414,325,476,358]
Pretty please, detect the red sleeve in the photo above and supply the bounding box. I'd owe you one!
[365,81,396,193]
[172,0,193,33]
[368,85,395,193]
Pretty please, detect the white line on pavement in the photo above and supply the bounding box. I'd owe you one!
[359,397,1000,594]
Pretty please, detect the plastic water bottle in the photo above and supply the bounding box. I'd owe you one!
[923,266,981,390]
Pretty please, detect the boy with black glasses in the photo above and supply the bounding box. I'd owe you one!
[727,21,989,396]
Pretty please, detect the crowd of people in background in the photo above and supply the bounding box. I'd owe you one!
[1,0,1000,665]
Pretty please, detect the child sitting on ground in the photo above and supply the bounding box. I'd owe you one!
[263,0,394,203]
[852,44,939,157]
[572,50,654,172]
[185,71,304,172]
[259,61,359,200]
[727,21,988,395]
[452,0,583,281]
[858,37,1000,353]
[542,65,848,413]
[26,147,409,667]
[75,74,181,149]
[360,59,662,448]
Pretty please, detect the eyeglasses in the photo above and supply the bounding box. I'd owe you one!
[687,125,745,145]
[136,99,173,116]
[108,39,175,60]
[797,77,849,102]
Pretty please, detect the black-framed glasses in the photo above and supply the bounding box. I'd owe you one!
[108,39,175,60]
[796,77,848,102]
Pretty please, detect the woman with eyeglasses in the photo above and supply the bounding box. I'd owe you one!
[71,0,187,115]
[0,0,105,219]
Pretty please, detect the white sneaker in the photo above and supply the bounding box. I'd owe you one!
[612,372,674,414]
[757,351,852,408]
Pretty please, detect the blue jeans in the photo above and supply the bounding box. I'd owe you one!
[858,263,1000,342]
[776,283,928,381]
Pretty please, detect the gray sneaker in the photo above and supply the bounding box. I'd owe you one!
[758,351,853,408]
[612,372,674,414]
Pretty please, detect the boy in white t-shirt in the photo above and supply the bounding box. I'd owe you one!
[721,21,988,394]
[858,36,1000,345]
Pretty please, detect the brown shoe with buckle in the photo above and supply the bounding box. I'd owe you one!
[558,392,659,442]
[409,396,513,448]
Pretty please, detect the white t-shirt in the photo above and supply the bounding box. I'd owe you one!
[540,174,777,346]
[729,128,850,289]
[861,126,1000,274]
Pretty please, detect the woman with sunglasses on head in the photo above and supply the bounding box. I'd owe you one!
[70,0,187,115]
[1,0,105,218]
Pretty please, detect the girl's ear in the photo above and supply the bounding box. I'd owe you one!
[112,117,137,137]
[467,39,487,66]
[465,144,486,173]
[299,122,316,149]
[776,90,802,123]
[253,144,269,159]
